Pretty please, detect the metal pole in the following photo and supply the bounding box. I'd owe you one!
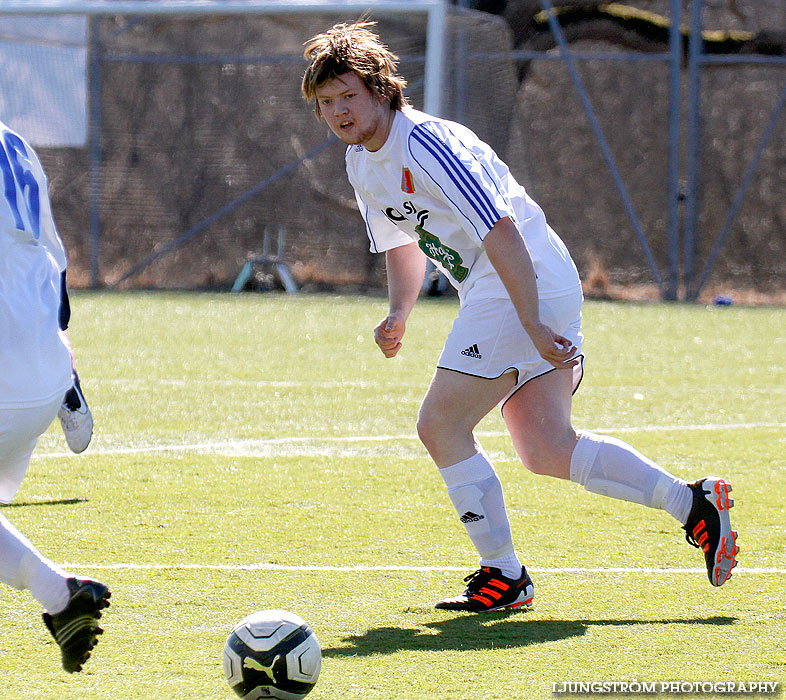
[88,16,102,288]
[665,0,682,301]
[424,0,447,116]
[0,1,444,15]
[454,1,471,124]
[683,0,704,299]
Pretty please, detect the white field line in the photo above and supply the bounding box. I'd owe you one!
[100,378,786,394]
[101,378,381,389]
[36,420,786,459]
[61,562,786,575]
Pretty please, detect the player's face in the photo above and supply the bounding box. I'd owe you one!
[315,72,394,152]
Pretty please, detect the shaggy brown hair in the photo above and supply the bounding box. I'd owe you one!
[301,18,408,119]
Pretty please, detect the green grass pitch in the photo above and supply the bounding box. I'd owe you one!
[1,291,784,699]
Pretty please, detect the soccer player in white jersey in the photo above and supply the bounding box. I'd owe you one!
[0,119,110,669]
[1,122,94,453]
[301,21,738,612]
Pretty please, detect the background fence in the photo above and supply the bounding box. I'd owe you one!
[1,0,784,301]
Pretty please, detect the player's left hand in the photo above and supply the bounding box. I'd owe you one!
[528,321,579,369]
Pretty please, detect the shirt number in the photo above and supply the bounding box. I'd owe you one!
[0,132,40,239]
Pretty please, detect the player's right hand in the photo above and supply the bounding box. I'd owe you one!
[373,313,406,358]
[528,321,579,369]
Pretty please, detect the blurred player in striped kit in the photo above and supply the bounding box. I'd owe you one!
[301,19,738,612]
[0,119,109,670]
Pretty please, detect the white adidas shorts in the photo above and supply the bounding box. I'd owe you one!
[0,398,62,504]
[437,288,584,405]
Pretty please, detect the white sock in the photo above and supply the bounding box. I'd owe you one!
[0,514,70,613]
[570,432,694,524]
[439,451,522,578]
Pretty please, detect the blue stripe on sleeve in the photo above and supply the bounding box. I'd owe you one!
[408,147,483,240]
[410,124,501,230]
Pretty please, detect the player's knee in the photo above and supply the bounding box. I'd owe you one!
[416,408,455,453]
[521,453,552,476]
[511,442,543,474]
[416,410,439,450]
[515,437,573,479]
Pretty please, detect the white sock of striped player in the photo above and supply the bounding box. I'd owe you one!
[0,513,70,613]
[439,451,522,578]
[570,432,694,524]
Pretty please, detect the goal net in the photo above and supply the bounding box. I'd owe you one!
[0,2,522,291]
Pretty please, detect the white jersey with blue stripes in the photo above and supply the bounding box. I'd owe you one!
[0,120,71,407]
[346,108,581,304]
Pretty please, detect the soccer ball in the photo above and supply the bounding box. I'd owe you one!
[223,610,322,700]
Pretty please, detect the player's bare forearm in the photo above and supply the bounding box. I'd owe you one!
[373,242,426,358]
[386,242,426,319]
[484,218,540,330]
[484,218,578,368]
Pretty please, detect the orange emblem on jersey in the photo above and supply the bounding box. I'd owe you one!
[401,167,415,194]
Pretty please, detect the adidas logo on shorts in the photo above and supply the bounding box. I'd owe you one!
[460,343,482,359]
